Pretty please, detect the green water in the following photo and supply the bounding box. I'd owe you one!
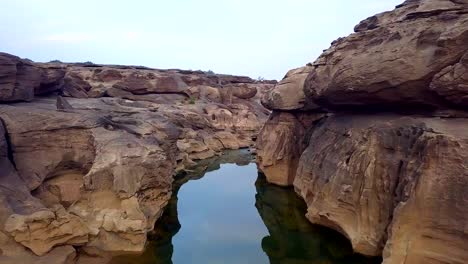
[112,150,380,264]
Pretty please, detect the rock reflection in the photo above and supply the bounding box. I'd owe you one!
[110,149,253,264]
[255,174,380,264]
[111,151,380,264]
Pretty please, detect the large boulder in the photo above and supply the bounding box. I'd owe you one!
[62,72,92,98]
[262,66,316,111]
[227,83,258,99]
[304,0,468,111]
[293,114,468,263]
[256,1,468,263]
[0,53,42,102]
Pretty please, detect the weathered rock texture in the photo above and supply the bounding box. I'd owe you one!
[0,56,275,263]
[257,0,468,263]
[0,53,65,102]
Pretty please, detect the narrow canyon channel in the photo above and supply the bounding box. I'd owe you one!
[111,150,380,264]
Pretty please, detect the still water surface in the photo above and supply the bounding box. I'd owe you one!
[112,151,380,264]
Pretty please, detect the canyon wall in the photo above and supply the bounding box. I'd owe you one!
[257,0,468,263]
[0,54,274,263]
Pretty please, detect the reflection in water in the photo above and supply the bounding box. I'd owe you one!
[255,175,380,264]
[111,150,380,264]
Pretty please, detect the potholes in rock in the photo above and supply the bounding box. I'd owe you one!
[32,169,85,208]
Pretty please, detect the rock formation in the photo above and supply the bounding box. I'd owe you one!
[0,55,275,263]
[257,1,468,263]
[254,174,379,264]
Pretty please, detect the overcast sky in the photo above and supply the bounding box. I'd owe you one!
[1,0,403,80]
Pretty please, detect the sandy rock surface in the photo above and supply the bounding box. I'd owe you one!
[257,1,468,263]
[0,59,274,263]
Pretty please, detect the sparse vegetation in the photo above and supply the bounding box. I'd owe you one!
[206,70,215,75]
[188,96,196,104]
[49,59,62,63]
[257,76,265,81]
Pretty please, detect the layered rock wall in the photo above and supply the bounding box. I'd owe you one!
[0,56,275,263]
[257,0,468,263]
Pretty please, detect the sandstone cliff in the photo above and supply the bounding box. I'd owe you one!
[257,0,468,263]
[0,54,274,263]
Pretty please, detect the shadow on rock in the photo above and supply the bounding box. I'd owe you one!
[255,173,381,264]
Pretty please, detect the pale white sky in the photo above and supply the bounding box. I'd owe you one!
[1,0,403,80]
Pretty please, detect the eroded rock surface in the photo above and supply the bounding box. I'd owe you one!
[0,58,274,263]
[261,66,316,111]
[256,112,326,186]
[305,0,468,111]
[257,0,468,263]
[293,115,468,263]
[0,53,65,102]
[431,51,468,106]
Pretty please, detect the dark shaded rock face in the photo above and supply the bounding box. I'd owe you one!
[254,175,380,264]
[0,53,66,102]
[0,53,41,102]
[257,0,468,263]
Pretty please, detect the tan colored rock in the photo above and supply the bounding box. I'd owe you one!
[305,0,468,110]
[262,66,316,111]
[0,98,175,257]
[0,231,76,264]
[256,113,303,186]
[76,195,148,253]
[34,172,84,207]
[96,69,123,82]
[0,51,273,261]
[0,118,48,231]
[36,66,66,95]
[62,72,91,98]
[5,205,89,256]
[256,112,325,186]
[382,120,468,264]
[202,135,224,152]
[106,87,187,104]
[430,51,468,107]
[0,53,41,102]
[227,83,258,99]
[230,104,262,132]
[187,85,222,102]
[256,1,468,263]
[292,115,468,262]
[112,72,185,95]
[204,104,234,129]
[214,131,247,150]
[0,105,96,190]
[177,138,216,161]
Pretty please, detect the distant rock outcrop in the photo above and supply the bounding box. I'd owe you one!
[257,1,468,263]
